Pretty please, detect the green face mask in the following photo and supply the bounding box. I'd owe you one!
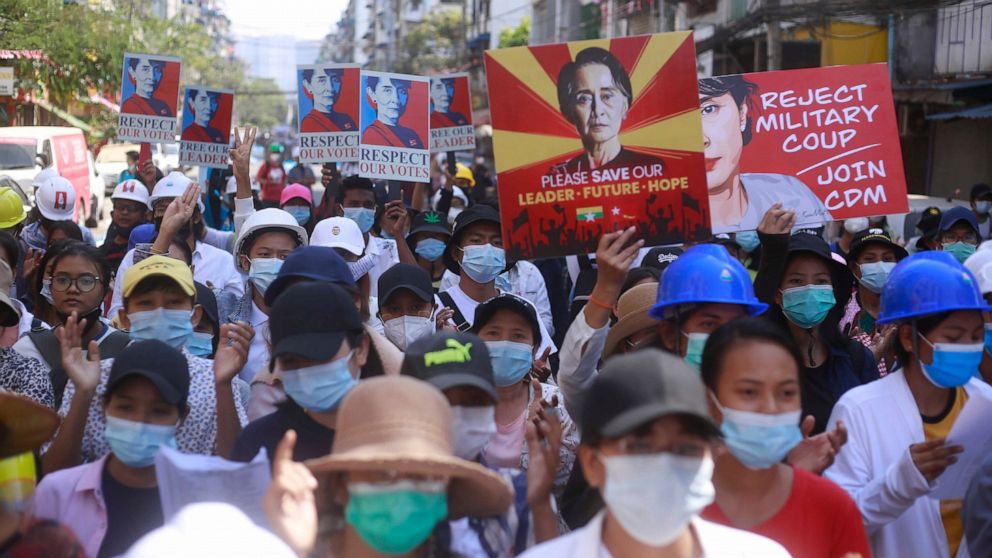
[682,332,708,370]
[943,241,977,263]
[345,480,448,555]
[781,284,836,329]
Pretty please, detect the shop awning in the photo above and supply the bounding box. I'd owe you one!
[926,103,992,121]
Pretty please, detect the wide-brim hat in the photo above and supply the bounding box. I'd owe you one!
[603,282,659,359]
[0,391,60,458]
[305,376,512,519]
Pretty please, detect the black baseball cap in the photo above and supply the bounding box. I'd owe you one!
[580,349,719,439]
[917,206,942,235]
[641,246,683,272]
[107,340,190,408]
[406,210,451,240]
[401,332,497,401]
[269,282,363,361]
[194,281,219,328]
[971,183,992,200]
[847,228,908,264]
[470,293,541,345]
[264,246,354,307]
[443,204,501,274]
[378,263,433,305]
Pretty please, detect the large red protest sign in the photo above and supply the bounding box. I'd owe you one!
[118,52,181,143]
[297,64,360,163]
[179,85,233,169]
[702,63,907,233]
[429,73,475,152]
[485,32,710,260]
[359,71,430,182]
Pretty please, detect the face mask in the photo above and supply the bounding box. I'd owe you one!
[984,324,992,357]
[344,207,376,233]
[460,244,505,284]
[248,257,283,296]
[485,340,533,387]
[40,278,55,305]
[844,218,870,235]
[348,254,377,281]
[780,284,835,329]
[858,261,896,294]
[380,229,394,240]
[415,238,445,261]
[383,315,434,351]
[186,331,214,358]
[103,415,178,468]
[918,335,983,388]
[715,400,802,469]
[346,480,448,555]
[943,241,977,263]
[128,308,194,349]
[682,332,707,370]
[735,230,759,253]
[601,453,715,547]
[281,351,357,412]
[977,201,992,215]
[451,405,496,460]
[285,206,311,226]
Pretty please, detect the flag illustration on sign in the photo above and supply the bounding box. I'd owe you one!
[577,206,604,222]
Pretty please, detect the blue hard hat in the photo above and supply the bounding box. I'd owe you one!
[648,244,767,320]
[877,250,992,324]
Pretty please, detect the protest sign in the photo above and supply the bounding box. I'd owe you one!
[179,86,233,169]
[359,71,430,182]
[701,63,907,233]
[485,32,710,260]
[429,73,475,152]
[0,67,13,96]
[297,63,360,164]
[118,52,181,143]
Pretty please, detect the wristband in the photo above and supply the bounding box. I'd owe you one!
[587,295,615,311]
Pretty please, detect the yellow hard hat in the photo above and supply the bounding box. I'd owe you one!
[454,163,476,187]
[0,188,26,229]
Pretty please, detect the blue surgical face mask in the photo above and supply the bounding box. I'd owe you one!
[128,308,194,349]
[735,231,760,253]
[186,331,214,358]
[103,415,178,468]
[248,257,283,296]
[485,340,533,387]
[984,324,992,357]
[713,396,802,469]
[41,278,55,305]
[918,334,983,388]
[943,241,977,264]
[780,284,835,329]
[858,261,896,294]
[460,244,505,284]
[682,332,708,370]
[415,238,445,262]
[344,207,376,234]
[977,201,991,215]
[281,351,357,412]
[284,205,311,226]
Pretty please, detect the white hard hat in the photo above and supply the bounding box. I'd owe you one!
[151,171,203,212]
[32,168,59,190]
[235,208,308,255]
[112,179,151,209]
[965,247,992,294]
[225,176,259,195]
[36,176,76,220]
[311,216,364,256]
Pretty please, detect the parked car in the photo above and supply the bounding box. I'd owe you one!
[95,143,140,195]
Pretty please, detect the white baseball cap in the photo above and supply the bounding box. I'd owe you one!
[311,216,364,255]
[151,171,204,212]
[36,176,76,220]
[235,208,308,255]
[32,168,58,190]
[112,179,151,209]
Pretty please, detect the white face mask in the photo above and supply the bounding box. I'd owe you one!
[451,405,496,460]
[601,453,715,547]
[382,314,434,351]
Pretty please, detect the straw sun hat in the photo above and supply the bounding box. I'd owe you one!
[305,376,513,519]
[603,282,660,359]
[0,390,60,458]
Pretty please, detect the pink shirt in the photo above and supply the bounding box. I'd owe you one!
[32,456,110,558]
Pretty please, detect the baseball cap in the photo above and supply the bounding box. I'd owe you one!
[971,183,992,200]
[280,184,313,206]
[939,206,980,235]
[36,176,76,220]
[406,210,451,241]
[470,293,541,345]
[641,246,683,272]
[917,207,942,235]
[402,332,497,401]
[311,217,364,256]
[580,349,720,439]
[112,179,151,209]
[378,263,433,306]
[0,259,19,327]
[847,228,908,264]
[127,223,158,253]
[122,255,196,299]
[263,246,354,307]
[443,204,501,274]
[194,281,219,328]
[151,171,204,212]
[107,340,191,407]
[269,282,363,361]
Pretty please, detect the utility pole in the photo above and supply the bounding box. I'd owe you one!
[766,0,782,71]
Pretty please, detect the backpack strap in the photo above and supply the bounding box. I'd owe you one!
[98,331,131,358]
[27,330,67,410]
[437,291,470,332]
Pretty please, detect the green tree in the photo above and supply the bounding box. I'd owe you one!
[498,17,530,49]
[394,7,464,74]
[235,78,288,130]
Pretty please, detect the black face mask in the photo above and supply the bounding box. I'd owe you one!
[57,305,104,332]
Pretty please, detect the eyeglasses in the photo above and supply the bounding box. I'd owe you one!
[941,232,979,244]
[51,274,100,293]
[113,203,145,214]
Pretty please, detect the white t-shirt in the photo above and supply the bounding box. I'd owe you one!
[440,283,557,357]
[239,298,269,383]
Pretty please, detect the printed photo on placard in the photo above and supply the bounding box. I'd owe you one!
[179,86,233,169]
[297,64,360,163]
[118,52,181,143]
[358,71,430,182]
[429,73,475,152]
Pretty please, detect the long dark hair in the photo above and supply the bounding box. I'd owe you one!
[48,241,111,296]
[698,75,759,144]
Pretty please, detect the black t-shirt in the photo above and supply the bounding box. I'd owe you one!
[97,463,163,558]
[231,400,335,464]
[800,361,834,436]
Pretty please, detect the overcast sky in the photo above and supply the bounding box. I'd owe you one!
[223,0,348,40]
